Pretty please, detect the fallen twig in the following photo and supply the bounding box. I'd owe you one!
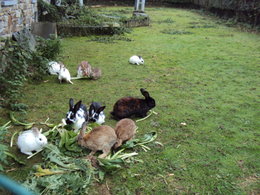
[27,149,43,159]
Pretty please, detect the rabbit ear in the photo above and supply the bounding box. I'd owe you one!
[140,88,150,99]
[96,106,106,114]
[89,104,95,115]
[80,122,87,136]
[69,98,74,110]
[73,100,82,112]
[32,127,40,137]
[138,56,142,59]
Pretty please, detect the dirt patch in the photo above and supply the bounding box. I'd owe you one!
[238,175,260,194]
[91,182,111,195]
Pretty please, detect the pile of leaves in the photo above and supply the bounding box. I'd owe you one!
[22,144,95,194]
[7,114,158,194]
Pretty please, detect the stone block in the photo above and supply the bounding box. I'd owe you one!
[31,22,57,39]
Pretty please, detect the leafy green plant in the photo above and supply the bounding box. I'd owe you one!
[0,36,61,107]
[0,122,10,171]
[37,0,62,22]
[20,127,157,194]
[10,103,28,112]
[0,40,30,105]
[22,144,95,194]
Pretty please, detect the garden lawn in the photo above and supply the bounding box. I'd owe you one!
[1,6,259,194]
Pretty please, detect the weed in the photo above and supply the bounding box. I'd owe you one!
[161,29,194,35]
[88,35,133,43]
[188,24,216,28]
[156,18,175,24]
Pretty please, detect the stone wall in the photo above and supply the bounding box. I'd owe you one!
[0,0,38,37]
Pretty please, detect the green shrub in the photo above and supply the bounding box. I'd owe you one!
[38,0,62,22]
[0,122,10,171]
[0,40,30,104]
[36,36,61,60]
[0,36,61,107]
[10,103,29,112]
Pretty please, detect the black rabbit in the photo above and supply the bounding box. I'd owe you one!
[111,88,156,120]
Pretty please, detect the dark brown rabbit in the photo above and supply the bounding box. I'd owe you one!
[114,118,137,149]
[111,88,156,120]
[77,122,117,158]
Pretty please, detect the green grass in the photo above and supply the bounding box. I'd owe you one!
[1,6,260,194]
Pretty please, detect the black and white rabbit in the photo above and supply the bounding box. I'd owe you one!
[62,98,88,131]
[129,55,144,65]
[111,88,156,120]
[89,102,106,125]
[48,61,61,75]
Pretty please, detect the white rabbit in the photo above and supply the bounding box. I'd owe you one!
[48,61,62,75]
[58,64,73,84]
[17,127,48,155]
[129,55,144,65]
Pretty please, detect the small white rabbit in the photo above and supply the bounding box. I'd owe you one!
[17,127,48,155]
[48,61,61,75]
[129,55,144,65]
[58,63,73,84]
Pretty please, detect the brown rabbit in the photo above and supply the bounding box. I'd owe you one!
[77,122,117,158]
[114,118,137,149]
[77,61,92,77]
[90,67,102,80]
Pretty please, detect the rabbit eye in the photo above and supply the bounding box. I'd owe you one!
[39,138,42,141]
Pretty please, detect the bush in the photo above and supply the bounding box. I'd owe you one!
[0,36,61,107]
[0,122,10,171]
[38,0,62,22]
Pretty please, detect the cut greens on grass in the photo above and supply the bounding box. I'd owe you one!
[5,115,158,194]
[9,112,34,129]
[20,128,158,194]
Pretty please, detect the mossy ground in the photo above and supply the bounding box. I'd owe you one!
[1,6,259,194]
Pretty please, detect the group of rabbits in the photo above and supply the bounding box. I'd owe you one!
[17,55,151,158]
[48,61,102,84]
[47,55,144,84]
[64,87,155,158]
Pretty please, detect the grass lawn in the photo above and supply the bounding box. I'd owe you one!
[1,6,259,195]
